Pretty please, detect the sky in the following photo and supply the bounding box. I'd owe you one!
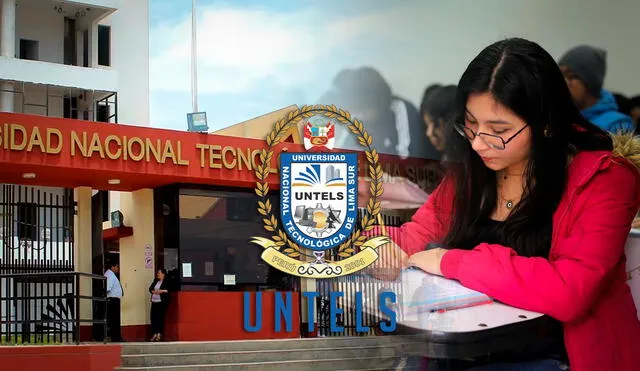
[148,0,419,132]
[148,0,640,132]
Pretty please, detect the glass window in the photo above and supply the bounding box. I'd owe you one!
[178,190,279,286]
[97,25,111,66]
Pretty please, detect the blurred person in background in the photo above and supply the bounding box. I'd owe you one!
[422,84,443,103]
[420,84,458,159]
[612,92,640,136]
[613,92,632,117]
[319,67,396,154]
[558,45,635,133]
[631,95,640,131]
[320,67,440,159]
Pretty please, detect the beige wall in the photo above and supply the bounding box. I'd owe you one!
[118,189,155,327]
[74,187,93,321]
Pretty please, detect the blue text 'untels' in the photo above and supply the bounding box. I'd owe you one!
[243,291,397,333]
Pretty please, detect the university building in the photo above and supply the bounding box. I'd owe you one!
[0,0,443,343]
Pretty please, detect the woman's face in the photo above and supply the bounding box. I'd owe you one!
[156,270,165,280]
[463,92,532,173]
[423,113,445,151]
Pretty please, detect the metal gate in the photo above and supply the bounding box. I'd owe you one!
[1,184,76,343]
[0,184,74,273]
[315,209,406,337]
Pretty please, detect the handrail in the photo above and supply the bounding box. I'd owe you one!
[0,271,107,345]
[0,271,106,279]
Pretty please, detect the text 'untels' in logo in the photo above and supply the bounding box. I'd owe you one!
[280,153,358,251]
[246,105,397,335]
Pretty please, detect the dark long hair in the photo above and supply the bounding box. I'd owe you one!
[442,38,612,258]
[420,85,457,123]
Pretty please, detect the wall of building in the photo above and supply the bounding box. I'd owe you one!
[11,84,64,117]
[100,0,151,215]
[14,0,64,63]
[0,344,121,371]
[99,0,149,128]
[118,189,155,334]
[74,187,94,325]
[2,0,118,114]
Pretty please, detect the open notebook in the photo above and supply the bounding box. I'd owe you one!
[399,267,493,314]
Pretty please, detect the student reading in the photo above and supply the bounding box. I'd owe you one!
[369,38,640,371]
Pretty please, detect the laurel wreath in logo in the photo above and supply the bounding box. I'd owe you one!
[254,104,383,261]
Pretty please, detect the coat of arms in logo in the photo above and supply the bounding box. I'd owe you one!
[250,105,388,279]
[303,122,335,151]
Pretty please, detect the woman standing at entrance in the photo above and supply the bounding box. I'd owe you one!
[149,269,170,342]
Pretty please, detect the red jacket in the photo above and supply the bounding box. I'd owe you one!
[381,144,640,370]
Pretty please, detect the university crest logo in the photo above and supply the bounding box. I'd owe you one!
[250,105,389,279]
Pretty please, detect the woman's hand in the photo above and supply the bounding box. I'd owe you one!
[366,241,409,281]
[407,248,448,276]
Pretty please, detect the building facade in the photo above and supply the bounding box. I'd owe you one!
[0,0,446,343]
[0,0,149,212]
[0,0,150,341]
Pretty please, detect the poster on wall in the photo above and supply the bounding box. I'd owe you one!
[224,274,236,285]
[182,263,192,278]
[205,261,214,276]
[144,244,153,269]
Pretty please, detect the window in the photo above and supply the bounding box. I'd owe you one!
[96,103,110,122]
[64,17,76,65]
[97,25,111,66]
[83,30,89,67]
[17,203,38,240]
[177,191,278,286]
[64,97,78,119]
[19,39,39,60]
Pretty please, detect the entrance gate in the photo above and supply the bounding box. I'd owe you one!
[0,184,77,343]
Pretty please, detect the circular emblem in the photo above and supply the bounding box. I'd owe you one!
[253,105,384,271]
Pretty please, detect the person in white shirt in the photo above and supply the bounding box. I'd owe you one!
[104,262,124,342]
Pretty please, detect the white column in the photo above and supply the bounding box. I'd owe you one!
[0,81,13,112]
[0,0,16,112]
[1,0,16,57]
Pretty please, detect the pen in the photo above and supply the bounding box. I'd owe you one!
[430,299,494,313]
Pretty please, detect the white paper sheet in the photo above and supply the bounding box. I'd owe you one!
[182,263,192,278]
[224,274,236,285]
[399,268,492,313]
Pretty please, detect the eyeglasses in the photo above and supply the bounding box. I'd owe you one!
[454,123,528,150]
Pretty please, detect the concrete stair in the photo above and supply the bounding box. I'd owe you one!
[115,336,426,371]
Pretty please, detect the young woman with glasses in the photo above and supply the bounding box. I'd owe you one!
[369,38,640,370]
